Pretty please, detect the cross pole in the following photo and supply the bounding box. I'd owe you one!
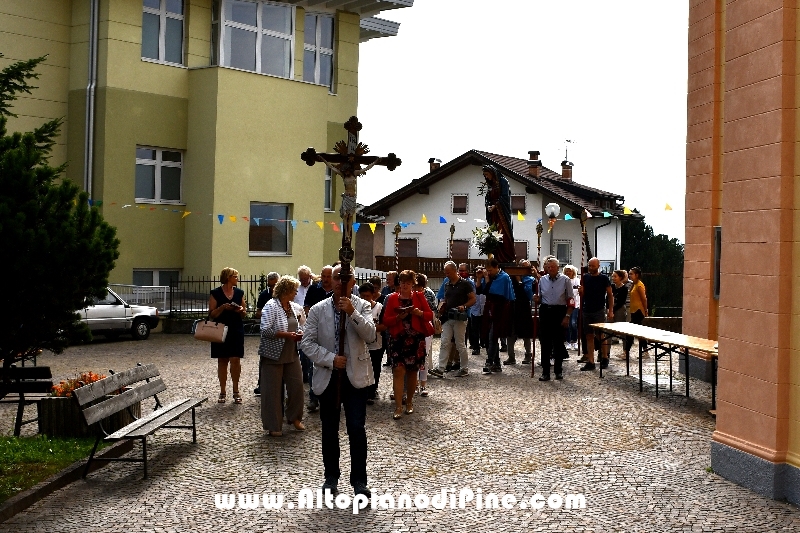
[301,116,401,374]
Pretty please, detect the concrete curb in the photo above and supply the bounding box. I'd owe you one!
[0,440,134,523]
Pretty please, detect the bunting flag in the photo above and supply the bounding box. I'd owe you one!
[291,220,298,229]
[603,211,612,218]
[665,203,672,211]
[457,218,466,223]
[564,214,573,221]
[217,215,224,224]
[369,223,377,233]
[96,200,103,207]
[122,204,131,208]
[400,222,409,228]
[242,217,249,221]
[439,216,447,223]
[623,206,633,215]
[353,222,360,232]
[229,216,236,222]
[331,222,339,232]
[474,218,485,223]
[584,209,593,218]
[254,218,260,225]
[150,207,156,211]
[420,214,428,224]
[517,211,525,221]
[316,221,324,230]
[182,211,191,218]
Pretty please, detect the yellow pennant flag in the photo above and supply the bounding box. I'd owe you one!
[316,221,324,230]
[229,216,236,222]
[665,203,673,211]
[421,214,428,224]
[623,206,633,215]
[182,211,191,218]
[517,211,525,221]
[369,223,376,233]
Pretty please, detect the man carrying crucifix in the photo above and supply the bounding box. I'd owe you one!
[299,117,401,498]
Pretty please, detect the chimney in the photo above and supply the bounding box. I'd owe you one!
[527,150,542,178]
[428,157,442,172]
[561,160,573,182]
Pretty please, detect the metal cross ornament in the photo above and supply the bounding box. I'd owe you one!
[301,116,401,359]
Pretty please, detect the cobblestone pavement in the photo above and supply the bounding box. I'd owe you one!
[2,334,799,532]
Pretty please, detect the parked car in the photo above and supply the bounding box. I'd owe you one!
[81,288,160,340]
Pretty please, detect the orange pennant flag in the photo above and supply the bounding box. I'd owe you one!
[229,216,236,222]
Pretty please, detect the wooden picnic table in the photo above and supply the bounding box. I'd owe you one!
[589,322,719,410]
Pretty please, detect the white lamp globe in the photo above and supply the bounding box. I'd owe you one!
[545,203,560,219]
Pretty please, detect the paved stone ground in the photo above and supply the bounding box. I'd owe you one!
[2,333,799,532]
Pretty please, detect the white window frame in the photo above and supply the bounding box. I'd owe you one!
[142,0,185,66]
[303,12,334,89]
[135,147,184,205]
[552,239,572,266]
[448,238,471,259]
[514,240,529,261]
[218,0,295,79]
[133,269,181,286]
[451,194,469,214]
[249,202,292,256]
[324,167,334,211]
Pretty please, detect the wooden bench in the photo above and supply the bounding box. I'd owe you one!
[0,365,54,436]
[74,363,207,479]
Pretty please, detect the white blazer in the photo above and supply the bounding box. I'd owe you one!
[299,295,376,395]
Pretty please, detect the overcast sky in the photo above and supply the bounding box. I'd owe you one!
[356,0,689,242]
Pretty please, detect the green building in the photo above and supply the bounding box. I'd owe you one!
[1,0,410,283]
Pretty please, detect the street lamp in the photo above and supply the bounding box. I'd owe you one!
[545,202,560,233]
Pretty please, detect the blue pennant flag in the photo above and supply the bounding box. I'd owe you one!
[564,214,573,221]
[353,222,361,232]
[439,216,447,223]
[291,220,298,229]
[217,215,224,224]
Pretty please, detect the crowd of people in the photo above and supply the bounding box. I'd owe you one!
[206,258,648,497]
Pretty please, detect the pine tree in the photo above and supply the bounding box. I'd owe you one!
[0,54,119,366]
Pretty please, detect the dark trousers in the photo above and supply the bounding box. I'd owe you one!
[539,304,568,375]
[300,350,317,401]
[486,321,501,366]
[318,371,368,485]
[368,348,383,399]
[624,310,647,353]
[469,315,483,349]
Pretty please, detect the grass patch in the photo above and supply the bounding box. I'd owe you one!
[0,435,108,503]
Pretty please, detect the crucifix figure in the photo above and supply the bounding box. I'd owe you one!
[301,116,401,363]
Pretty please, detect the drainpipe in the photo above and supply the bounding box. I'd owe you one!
[84,0,100,197]
[594,219,612,261]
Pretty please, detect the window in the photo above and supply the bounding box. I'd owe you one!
[217,0,294,78]
[250,203,291,254]
[324,167,333,211]
[133,270,180,286]
[553,240,571,265]
[452,194,468,214]
[450,239,470,259]
[142,0,184,65]
[303,13,334,89]
[398,238,418,257]
[511,195,526,215]
[514,241,528,261]
[135,147,183,203]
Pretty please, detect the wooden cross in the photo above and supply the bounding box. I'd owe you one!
[301,116,401,359]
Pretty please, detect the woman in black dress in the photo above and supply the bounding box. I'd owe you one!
[208,267,247,404]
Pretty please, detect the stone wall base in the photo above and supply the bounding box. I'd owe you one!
[711,442,800,505]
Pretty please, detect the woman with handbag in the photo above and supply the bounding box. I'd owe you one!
[383,270,433,420]
[258,275,306,437]
[208,267,247,404]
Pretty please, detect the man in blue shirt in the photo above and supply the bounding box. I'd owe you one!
[535,257,574,381]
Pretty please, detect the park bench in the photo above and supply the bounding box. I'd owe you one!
[0,365,54,436]
[74,363,207,479]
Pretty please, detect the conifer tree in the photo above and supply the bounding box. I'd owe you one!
[0,54,119,366]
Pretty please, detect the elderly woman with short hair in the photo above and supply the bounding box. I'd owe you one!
[258,275,306,437]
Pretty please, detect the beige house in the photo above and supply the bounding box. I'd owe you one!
[1,0,411,284]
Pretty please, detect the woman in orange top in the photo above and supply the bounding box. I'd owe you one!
[624,266,648,358]
[383,270,433,420]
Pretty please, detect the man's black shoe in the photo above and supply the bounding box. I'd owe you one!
[307,399,319,412]
[539,374,550,381]
[555,373,564,380]
[482,366,492,375]
[322,478,338,496]
[254,387,260,396]
[503,358,516,365]
[445,364,453,372]
[600,358,609,370]
[353,482,371,498]
[366,397,374,405]
[428,368,444,379]
[492,364,502,373]
[580,363,596,371]
[452,362,461,371]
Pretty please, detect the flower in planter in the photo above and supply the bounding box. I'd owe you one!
[471,224,504,258]
[50,371,105,398]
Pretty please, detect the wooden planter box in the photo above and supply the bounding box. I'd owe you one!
[38,393,141,438]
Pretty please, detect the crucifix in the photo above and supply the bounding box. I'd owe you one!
[301,116,401,373]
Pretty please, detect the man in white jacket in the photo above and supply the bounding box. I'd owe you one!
[299,264,376,498]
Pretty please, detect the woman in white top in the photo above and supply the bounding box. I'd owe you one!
[563,265,580,351]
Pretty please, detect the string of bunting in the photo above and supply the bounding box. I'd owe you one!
[82,199,668,233]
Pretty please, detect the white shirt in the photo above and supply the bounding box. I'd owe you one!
[294,282,311,306]
[539,273,574,306]
[366,301,383,351]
